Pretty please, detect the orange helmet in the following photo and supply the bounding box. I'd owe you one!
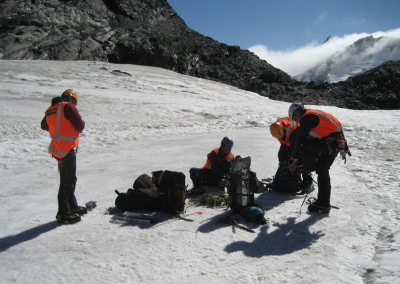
[61,89,78,105]
[270,122,284,139]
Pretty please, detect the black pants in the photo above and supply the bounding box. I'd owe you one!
[300,139,338,206]
[57,148,78,215]
[278,144,290,166]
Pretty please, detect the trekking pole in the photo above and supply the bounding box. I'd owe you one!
[299,194,308,215]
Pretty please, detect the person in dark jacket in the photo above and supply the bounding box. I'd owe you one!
[288,103,349,213]
[41,89,86,223]
[270,117,313,194]
[189,137,235,194]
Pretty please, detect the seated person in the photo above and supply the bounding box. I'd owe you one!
[189,137,234,194]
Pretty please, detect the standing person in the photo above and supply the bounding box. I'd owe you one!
[41,89,87,223]
[288,102,350,213]
[189,137,235,194]
[269,117,313,194]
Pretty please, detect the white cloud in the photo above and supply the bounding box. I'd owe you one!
[249,27,400,77]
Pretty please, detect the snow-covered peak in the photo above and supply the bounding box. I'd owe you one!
[295,35,400,82]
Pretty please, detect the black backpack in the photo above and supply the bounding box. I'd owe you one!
[152,170,187,214]
[115,174,162,212]
[270,166,302,193]
[115,171,187,214]
[228,156,262,212]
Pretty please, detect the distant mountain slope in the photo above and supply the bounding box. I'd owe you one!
[0,0,292,98]
[295,36,400,83]
[0,0,399,109]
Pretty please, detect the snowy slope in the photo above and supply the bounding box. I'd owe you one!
[0,60,399,284]
[294,36,400,83]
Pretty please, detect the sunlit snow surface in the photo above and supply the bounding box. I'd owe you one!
[0,60,399,283]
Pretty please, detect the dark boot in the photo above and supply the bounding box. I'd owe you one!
[72,206,88,215]
[56,213,81,224]
[308,199,330,213]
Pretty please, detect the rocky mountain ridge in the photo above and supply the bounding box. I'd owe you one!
[295,35,400,83]
[0,0,399,109]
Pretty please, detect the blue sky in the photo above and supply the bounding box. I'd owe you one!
[168,0,400,75]
[168,0,400,50]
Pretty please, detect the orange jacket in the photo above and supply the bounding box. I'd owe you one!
[45,102,80,158]
[203,148,235,169]
[277,116,299,146]
[303,109,342,139]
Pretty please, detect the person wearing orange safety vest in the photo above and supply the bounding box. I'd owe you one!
[269,117,313,194]
[41,89,86,224]
[189,137,234,194]
[270,116,298,165]
[288,102,350,213]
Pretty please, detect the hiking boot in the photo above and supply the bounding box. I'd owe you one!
[72,206,88,215]
[56,213,81,224]
[188,187,206,196]
[308,200,331,213]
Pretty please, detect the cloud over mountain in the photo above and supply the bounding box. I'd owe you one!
[250,28,400,81]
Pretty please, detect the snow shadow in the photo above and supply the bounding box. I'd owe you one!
[0,221,59,252]
[224,215,325,257]
[196,210,233,233]
[256,191,301,212]
[195,192,305,234]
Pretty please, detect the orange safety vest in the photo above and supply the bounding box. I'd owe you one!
[203,148,235,169]
[303,109,342,139]
[45,102,80,159]
[277,116,299,146]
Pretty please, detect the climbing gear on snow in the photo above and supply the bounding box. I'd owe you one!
[189,193,229,208]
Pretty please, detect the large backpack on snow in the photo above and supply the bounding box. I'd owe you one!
[270,166,302,193]
[115,171,187,214]
[227,156,264,212]
[152,170,186,214]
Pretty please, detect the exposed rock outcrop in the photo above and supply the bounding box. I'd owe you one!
[1,0,399,109]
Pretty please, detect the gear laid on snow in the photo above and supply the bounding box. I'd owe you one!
[189,193,229,208]
[85,200,97,210]
[239,206,268,225]
[187,187,206,196]
[220,215,256,233]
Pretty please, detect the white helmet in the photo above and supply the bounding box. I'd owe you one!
[288,102,304,120]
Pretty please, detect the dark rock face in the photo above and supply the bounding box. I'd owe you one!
[0,0,399,109]
[0,0,291,98]
[334,60,400,109]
